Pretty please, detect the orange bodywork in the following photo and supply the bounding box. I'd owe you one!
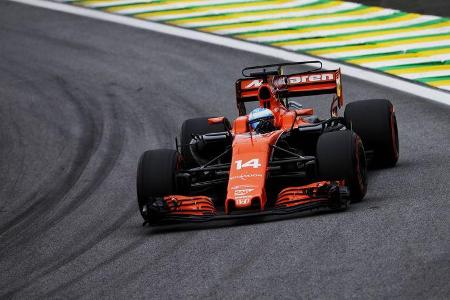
[163,69,345,218]
[275,182,336,208]
[162,195,216,216]
[225,130,283,213]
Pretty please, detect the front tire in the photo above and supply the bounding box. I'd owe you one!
[136,149,179,220]
[316,131,367,202]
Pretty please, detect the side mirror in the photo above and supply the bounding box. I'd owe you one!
[208,117,232,134]
[208,117,225,125]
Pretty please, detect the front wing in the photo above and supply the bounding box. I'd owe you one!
[142,182,350,225]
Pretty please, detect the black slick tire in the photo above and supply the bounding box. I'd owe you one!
[136,149,179,220]
[317,131,367,202]
[344,99,399,167]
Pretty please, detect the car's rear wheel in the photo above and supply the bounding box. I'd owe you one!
[180,117,230,168]
[344,99,399,168]
[136,149,179,220]
[316,131,367,203]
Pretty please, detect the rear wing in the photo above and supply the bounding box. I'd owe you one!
[235,69,343,106]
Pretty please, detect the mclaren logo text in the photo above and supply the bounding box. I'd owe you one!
[244,73,334,89]
[234,188,254,196]
[288,73,334,84]
[244,79,263,89]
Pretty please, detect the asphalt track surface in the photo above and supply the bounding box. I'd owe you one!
[0,1,449,299]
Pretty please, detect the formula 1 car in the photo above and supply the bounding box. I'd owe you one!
[137,61,399,225]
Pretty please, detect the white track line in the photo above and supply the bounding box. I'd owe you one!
[438,85,450,91]
[9,0,450,105]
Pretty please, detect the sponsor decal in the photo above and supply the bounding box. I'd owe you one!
[234,188,254,196]
[230,185,256,205]
[229,174,263,181]
[288,73,334,85]
[244,79,263,89]
[235,197,251,205]
[243,73,334,89]
[231,184,255,190]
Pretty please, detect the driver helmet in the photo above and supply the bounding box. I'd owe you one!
[248,108,275,132]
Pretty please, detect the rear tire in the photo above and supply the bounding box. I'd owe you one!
[136,149,179,219]
[180,117,230,168]
[317,131,367,202]
[344,99,399,168]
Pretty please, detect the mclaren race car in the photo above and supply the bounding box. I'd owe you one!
[137,61,399,225]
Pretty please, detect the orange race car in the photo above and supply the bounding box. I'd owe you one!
[137,61,399,225]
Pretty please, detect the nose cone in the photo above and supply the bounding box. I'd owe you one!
[225,130,283,213]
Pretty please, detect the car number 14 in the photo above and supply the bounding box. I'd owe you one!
[235,159,261,170]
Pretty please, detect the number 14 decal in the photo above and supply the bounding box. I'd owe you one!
[235,159,261,170]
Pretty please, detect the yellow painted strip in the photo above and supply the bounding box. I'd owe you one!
[163,1,341,25]
[387,65,450,75]
[273,20,450,47]
[201,6,383,33]
[428,79,450,87]
[310,34,450,56]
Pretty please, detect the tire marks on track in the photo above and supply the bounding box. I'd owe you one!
[0,76,102,245]
[0,77,130,296]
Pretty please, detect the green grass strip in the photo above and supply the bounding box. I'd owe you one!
[417,75,450,83]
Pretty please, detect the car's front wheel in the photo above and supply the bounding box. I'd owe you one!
[316,131,367,203]
[136,149,180,220]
